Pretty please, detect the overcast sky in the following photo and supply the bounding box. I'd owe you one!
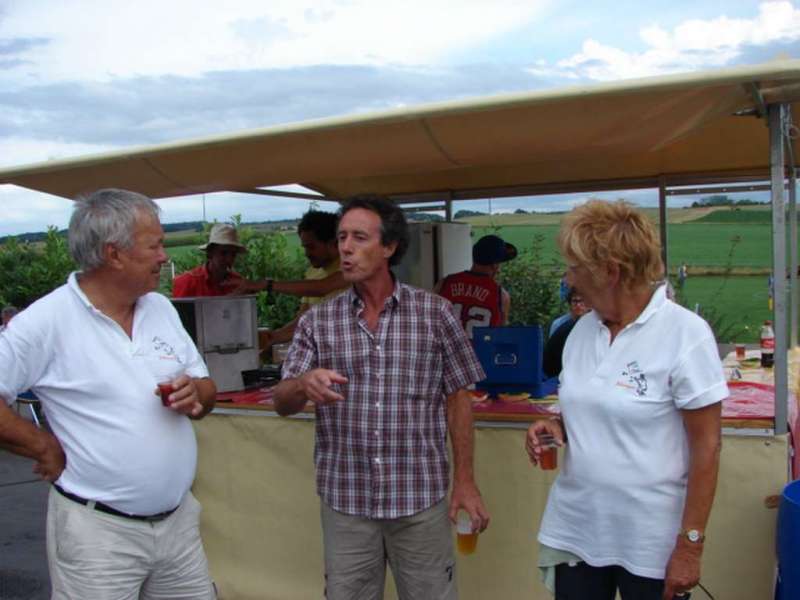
[1,0,798,235]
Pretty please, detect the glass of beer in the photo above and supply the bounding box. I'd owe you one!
[156,371,183,407]
[538,433,558,471]
[456,512,478,555]
[735,343,746,361]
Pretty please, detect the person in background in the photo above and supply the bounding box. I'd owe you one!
[436,234,517,339]
[559,275,569,303]
[0,305,18,334]
[172,223,249,297]
[678,263,688,290]
[548,288,589,337]
[0,188,217,598]
[172,215,345,311]
[274,195,490,600]
[254,210,347,350]
[542,291,590,378]
[527,199,726,600]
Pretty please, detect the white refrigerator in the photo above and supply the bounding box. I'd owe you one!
[394,222,473,290]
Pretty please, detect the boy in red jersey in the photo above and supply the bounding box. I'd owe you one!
[436,235,517,338]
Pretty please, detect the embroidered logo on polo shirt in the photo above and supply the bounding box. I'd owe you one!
[617,361,648,396]
[152,336,183,363]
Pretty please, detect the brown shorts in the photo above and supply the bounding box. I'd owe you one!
[321,499,456,600]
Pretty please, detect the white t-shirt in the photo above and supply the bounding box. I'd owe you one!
[0,273,209,515]
[538,285,728,579]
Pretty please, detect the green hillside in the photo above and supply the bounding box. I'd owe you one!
[692,206,772,224]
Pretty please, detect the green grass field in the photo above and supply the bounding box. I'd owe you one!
[166,244,201,261]
[468,222,784,342]
[470,222,795,270]
[676,275,773,343]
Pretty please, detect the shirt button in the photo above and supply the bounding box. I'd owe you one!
[374,430,379,436]
[375,345,381,351]
[375,402,381,408]
[375,372,381,379]
[373,457,381,464]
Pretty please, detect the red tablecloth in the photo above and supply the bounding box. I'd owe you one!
[216,381,778,419]
[216,387,275,405]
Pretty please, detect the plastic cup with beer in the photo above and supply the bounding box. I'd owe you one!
[456,512,478,555]
[156,369,184,407]
[735,343,746,361]
[538,433,558,471]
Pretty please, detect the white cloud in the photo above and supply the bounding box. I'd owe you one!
[0,138,112,168]
[547,1,800,80]
[0,185,73,236]
[0,0,549,82]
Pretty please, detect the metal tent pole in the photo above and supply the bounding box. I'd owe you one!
[658,176,669,278]
[790,163,798,349]
[769,103,789,434]
[445,192,453,222]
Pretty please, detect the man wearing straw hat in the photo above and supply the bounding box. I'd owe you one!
[172,223,249,297]
[173,217,347,307]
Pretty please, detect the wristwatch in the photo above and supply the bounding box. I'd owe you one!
[680,529,705,543]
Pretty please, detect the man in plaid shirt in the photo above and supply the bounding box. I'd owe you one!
[275,196,490,600]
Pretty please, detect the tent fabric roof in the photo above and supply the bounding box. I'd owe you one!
[1,60,799,202]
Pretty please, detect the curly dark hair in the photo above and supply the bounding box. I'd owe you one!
[297,210,338,243]
[339,195,409,267]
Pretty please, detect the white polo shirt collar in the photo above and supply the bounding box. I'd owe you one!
[594,283,667,335]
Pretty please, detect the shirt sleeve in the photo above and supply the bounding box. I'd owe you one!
[438,300,486,396]
[281,310,318,380]
[0,306,53,405]
[670,333,729,410]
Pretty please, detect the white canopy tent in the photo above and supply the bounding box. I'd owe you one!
[1,59,799,431]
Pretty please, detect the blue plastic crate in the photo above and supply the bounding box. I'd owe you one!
[471,325,558,398]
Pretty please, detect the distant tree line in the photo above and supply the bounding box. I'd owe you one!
[407,212,444,222]
[690,194,768,208]
[454,209,486,219]
[0,218,311,245]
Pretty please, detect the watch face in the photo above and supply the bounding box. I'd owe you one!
[687,530,701,542]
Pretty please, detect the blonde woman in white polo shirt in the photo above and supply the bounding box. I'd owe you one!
[526,200,727,600]
[0,189,218,599]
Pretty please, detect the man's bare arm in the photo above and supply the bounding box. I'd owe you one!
[0,400,65,481]
[447,388,490,532]
[273,369,348,417]
[239,272,347,297]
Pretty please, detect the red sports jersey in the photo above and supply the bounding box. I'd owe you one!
[438,271,504,338]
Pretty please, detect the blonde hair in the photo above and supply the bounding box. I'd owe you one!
[558,200,663,289]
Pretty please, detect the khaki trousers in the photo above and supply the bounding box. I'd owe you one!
[321,499,457,600]
[47,487,215,600]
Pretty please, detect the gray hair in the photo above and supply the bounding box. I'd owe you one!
[68,188,161,271]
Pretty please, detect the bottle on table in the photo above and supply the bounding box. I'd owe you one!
[760,320,775,368]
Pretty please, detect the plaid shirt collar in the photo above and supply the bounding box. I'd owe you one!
[345,273,402,312]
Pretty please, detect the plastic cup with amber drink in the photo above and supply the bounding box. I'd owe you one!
[735,343,746,361]
[156,371,183,407]
[537,433,558,470]
[456,512,478,555]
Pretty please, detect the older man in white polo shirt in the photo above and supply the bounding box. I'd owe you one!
[0,188,217,599]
